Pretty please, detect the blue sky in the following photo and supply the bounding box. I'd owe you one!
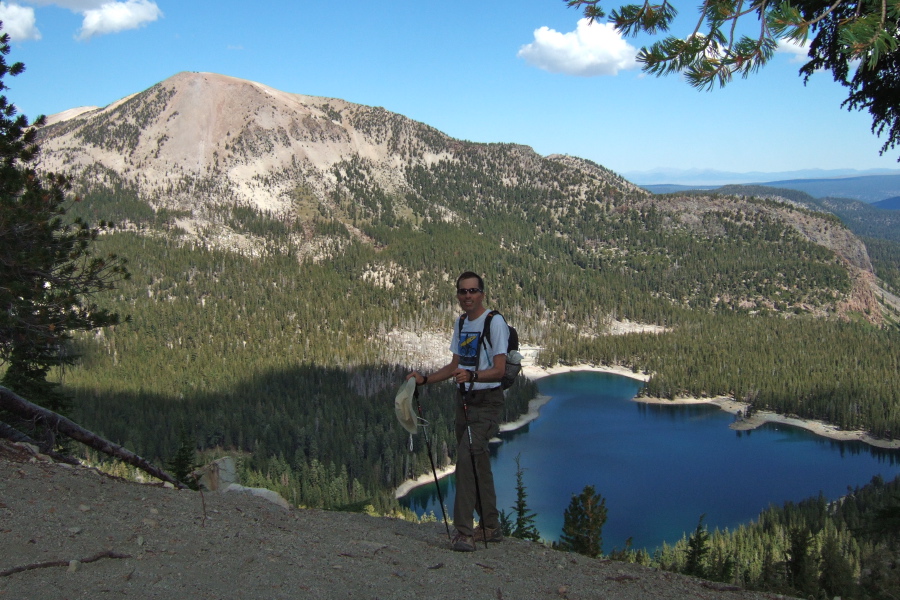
[2,0,898,182]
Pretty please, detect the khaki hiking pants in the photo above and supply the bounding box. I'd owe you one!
[453,386,503,536]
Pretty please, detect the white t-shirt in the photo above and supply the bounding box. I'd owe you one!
[449,310,510,390]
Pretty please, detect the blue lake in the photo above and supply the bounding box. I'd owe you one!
[400,371,900,552]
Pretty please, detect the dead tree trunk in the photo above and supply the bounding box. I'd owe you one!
[0,386,185,489]
[0,421,81,465]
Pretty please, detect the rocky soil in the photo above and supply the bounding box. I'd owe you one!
[0,442,794,600]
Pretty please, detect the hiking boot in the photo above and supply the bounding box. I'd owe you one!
[474,525,503,543]
[451,531,475,552]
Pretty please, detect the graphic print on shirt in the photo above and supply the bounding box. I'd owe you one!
[458,329,481,368]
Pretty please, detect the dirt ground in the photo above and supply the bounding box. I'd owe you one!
[0,442,793,600]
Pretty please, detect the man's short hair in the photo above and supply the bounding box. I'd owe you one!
[456,271,484,291]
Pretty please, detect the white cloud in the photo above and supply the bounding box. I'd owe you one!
[776,38,809,63]
[26,1,107,8]
[0,2,41,40]
[518,18,638,77]
[76,0,161,40]
[8,1,161,40]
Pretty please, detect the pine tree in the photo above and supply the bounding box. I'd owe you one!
[818,529,856,599]
[684,515,710,578]
[787,526,818,597]
[510,454,541,541]
[0,24,129,416]
[559,484,607,558]
[166,429,199,490]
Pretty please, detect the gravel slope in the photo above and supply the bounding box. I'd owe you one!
[0,442,793,600]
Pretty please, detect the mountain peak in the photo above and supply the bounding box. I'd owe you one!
[36,71,637,220]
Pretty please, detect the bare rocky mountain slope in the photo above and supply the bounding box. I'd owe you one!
[0,442,792,600]
[35,71,890,321]
[38,71,638,219]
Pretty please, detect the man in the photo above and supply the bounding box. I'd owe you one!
[407,271,509,552]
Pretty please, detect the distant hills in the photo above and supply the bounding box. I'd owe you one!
[875,196,900,210]
[641,173,900,204]
[623,167,900,187]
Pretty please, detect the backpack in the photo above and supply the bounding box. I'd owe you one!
[457,310,523,390]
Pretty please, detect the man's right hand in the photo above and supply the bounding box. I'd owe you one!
[452,368,473,384]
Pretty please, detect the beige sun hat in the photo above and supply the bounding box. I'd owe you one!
[394,378,419,434]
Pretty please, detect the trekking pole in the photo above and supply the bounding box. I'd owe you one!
[460,380,488,549]
[414,387,452,542]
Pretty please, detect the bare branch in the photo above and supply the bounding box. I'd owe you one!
[692,0,714,40]
[804,0,851,27]
[727,0,746,51]
[0,550,132,578]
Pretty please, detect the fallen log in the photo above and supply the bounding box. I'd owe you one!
[0,421,80,465]
[0,386,184,489]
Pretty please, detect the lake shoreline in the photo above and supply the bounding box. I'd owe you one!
[525,362,900,450]
[638,394,900,450]
[394,362,899,499]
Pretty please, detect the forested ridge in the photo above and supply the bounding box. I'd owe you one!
[718,184,900,292]
[719,184,900,246]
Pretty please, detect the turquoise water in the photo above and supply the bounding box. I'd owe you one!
[400,371,900,552]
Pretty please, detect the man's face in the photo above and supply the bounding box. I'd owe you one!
[456,277,484,312]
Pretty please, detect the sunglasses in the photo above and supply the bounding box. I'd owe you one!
[456,288,483,295]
